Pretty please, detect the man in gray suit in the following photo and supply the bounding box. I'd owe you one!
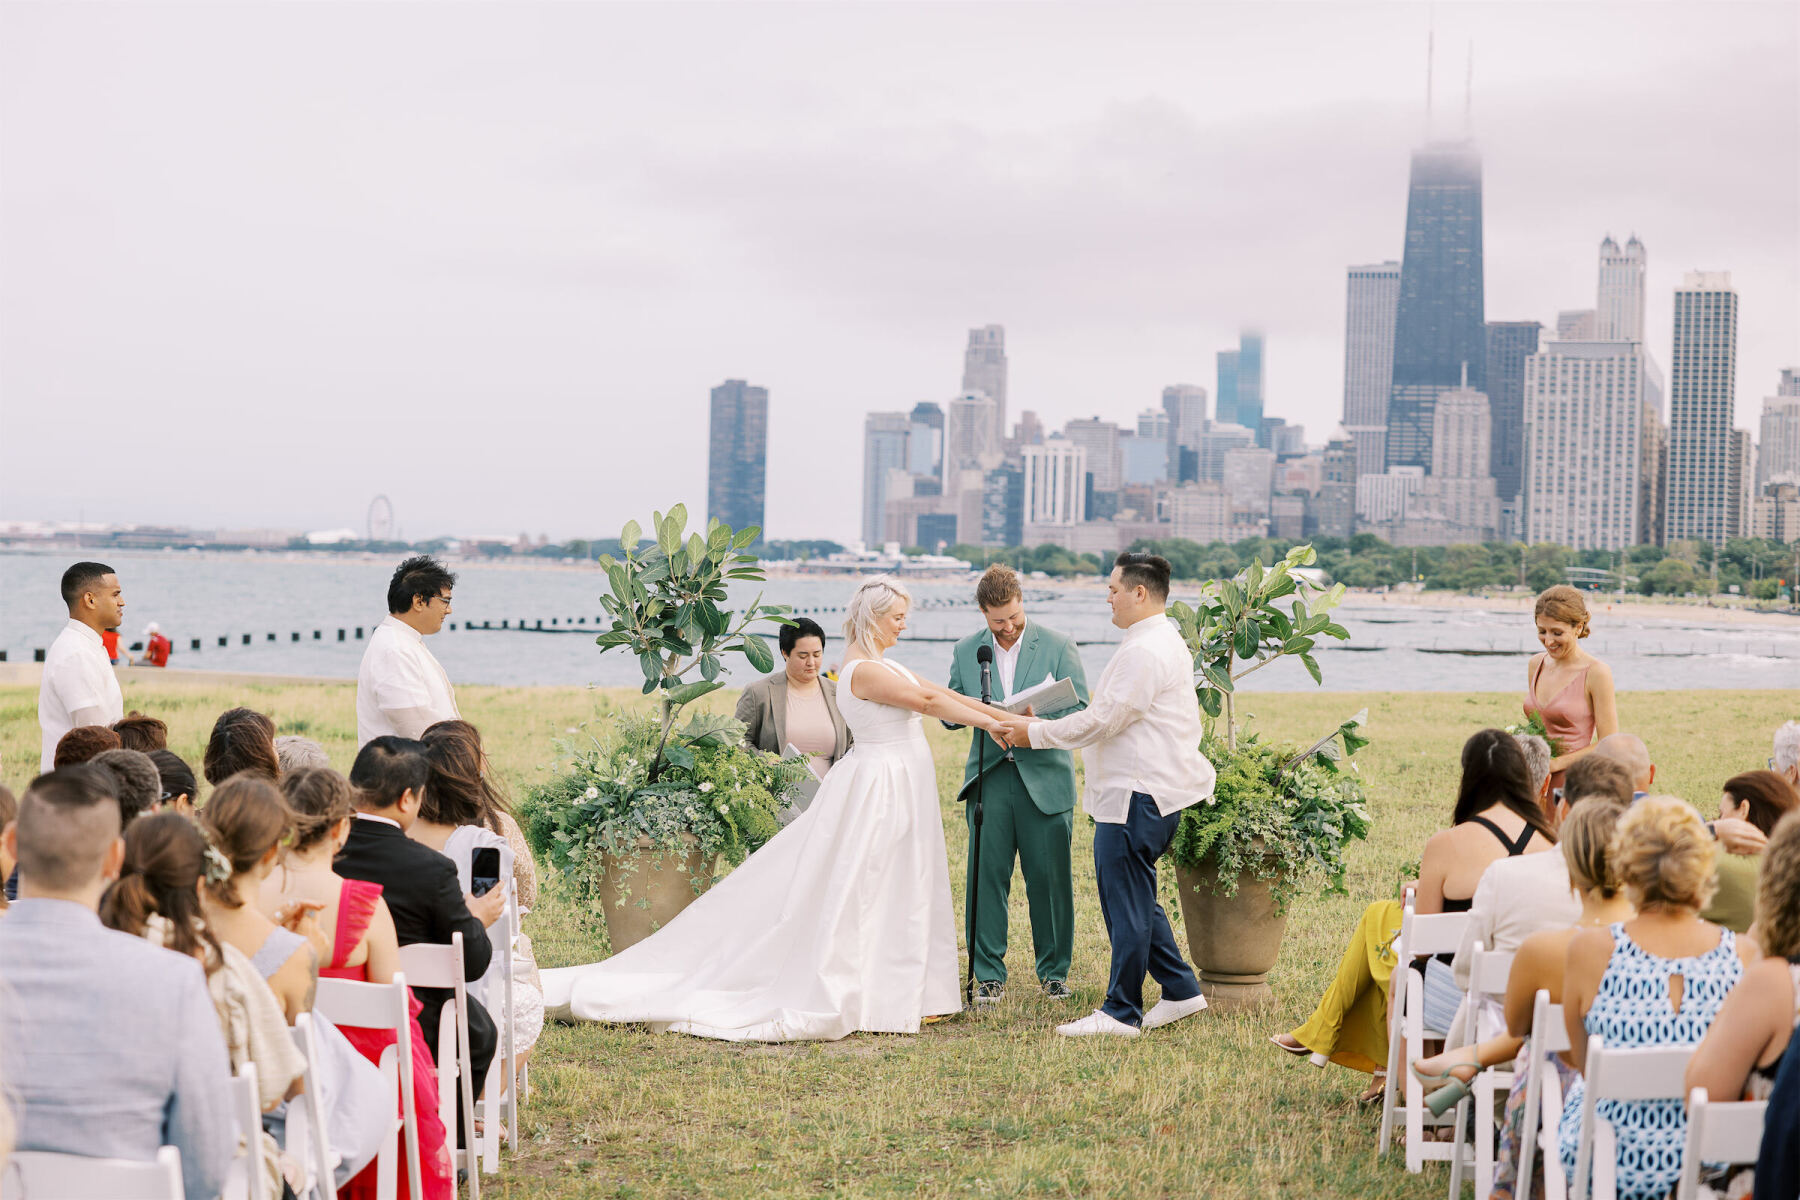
[0,765,234,1200]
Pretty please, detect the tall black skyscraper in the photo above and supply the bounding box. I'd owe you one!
[1485,320,1541,504]
[707,379,768,538]
[1386,142,1486,470]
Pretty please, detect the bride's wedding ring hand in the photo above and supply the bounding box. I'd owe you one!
[988,724,1012,750]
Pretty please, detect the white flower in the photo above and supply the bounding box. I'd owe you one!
[585,786,600,799]
[698,781,714,793]
[684,807,698,819]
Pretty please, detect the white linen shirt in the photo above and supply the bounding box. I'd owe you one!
[994,619,1024,698]
[356,616,460,746]
[39,619,125,770]
[1027,613,1215,822]
[1450,847,1580,992]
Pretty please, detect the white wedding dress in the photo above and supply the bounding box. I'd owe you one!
[540,657,962,1041]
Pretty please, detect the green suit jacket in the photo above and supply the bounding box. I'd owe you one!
[946,621,1089,815]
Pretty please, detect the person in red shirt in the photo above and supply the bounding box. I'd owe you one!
[143,623,172,669]
[100,628,130,666]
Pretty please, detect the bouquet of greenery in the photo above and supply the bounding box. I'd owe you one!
[1166,712,1373,913]
[1504,710,1566,758]
[519,711,814,910]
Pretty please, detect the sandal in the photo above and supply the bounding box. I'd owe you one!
[1409,1047,1482,1117]
[1357,1071,1387,1106]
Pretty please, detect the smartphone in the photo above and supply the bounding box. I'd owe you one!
[471,847,503,898]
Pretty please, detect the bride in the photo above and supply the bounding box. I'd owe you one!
[540,575,1022,1042]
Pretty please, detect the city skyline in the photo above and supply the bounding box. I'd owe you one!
[2,3,1795,544]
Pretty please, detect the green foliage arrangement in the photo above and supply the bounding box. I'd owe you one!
[519,711,813,913]
[1504,709,1567,758]
[1166,716,1372,912]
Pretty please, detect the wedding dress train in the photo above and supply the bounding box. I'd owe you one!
[540,657,962,1041]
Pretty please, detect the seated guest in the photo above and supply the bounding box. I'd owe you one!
[1759,1019,1800,1199]
[276,766,456,1199]
[1558,795,1756,1200]
[1705,769,1800,934]
[734,616,852,780]
[275,734,331,775]
[0,766,233,1200]
[0,784,14,911]
[52,722,120,768]
[147,748,200,814]
[1271,729,1556,1101]
[111,710,170,753]
[89,747,162,826]
[1687,809,1800,1199]
[421,719,546,1061]
[1773,721,1800,792]
[337,735,497,1114]
[100,811,305,1194]
[1515,732,1552,813]
[198,775,318,1019]
[1593,731,1769,861]
[205,707,282,785]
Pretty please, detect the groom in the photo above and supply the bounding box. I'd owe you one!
[998,552,1216,1038]
[946,564,1088,1005]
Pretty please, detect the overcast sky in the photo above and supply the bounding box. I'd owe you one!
[2,1,1795,544]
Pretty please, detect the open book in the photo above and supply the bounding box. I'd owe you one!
[997,676,1079,718]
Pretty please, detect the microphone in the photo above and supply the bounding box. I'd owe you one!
[975,643,1015,763]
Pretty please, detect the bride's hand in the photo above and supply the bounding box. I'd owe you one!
[987,723,1011,750]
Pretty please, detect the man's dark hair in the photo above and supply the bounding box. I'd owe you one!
[54,724,122,768]
[1114,552,1172,601]
[111,711,170,753]
[350,736,430,810]
[15,765,122,893]
[779,617,827,657]
[387,556,457,615]
[1563,755,1635,810]
[89,748,162,826]
[60,561,116,608]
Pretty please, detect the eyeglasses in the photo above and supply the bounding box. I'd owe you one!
[431,595,454,607]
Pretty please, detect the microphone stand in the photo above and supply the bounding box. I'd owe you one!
[967,655,990,1009]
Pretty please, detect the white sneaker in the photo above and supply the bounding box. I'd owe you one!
[1055,1009,1140,1038]
[1142,993,1210,1030]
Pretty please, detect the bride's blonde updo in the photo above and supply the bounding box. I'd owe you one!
[843,576,912,657]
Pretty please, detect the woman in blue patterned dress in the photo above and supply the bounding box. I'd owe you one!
[1558,796,1757,1200]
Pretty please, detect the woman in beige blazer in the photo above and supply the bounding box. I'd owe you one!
[735,617,851,778]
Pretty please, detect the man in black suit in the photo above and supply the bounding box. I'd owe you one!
[336,736,503,1114]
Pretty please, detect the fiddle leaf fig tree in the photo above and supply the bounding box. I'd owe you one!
[594,504,792,781]
[1167,543,1349,752]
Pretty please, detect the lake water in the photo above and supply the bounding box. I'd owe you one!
[2,549,1795,694]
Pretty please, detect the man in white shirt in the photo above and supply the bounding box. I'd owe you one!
[356,556,462,747]
[38,562,128,770]
[999,552,1217,1038]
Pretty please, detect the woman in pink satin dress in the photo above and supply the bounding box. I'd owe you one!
[1523,585,1618,794]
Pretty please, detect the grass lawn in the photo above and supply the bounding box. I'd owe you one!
[2,680,1791,1199]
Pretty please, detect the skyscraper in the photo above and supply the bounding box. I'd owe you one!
[1557,310,1597,340]
[1317,430,1357,539]
[1021,437,1087,526]
[1596,235,1647,341]
[1063,417,1124,493]
[1664,272,1739,545]
[1484,320,1542,505]
[1162,384,1208,480]
[862,412,912,547]
[1215,350,1240,427]
[1342,261,1402,477]
[1416,377,1499,539]
[961,326,1007,448]
[944,392,1000,475]
[1386,141,1486,471]
[706,379,768,537]
[907,402,945,481]
[1759,391,1800,489]
[1238,331,1266,440]
[1524,342,1646,549]
[1728,429,1756,539]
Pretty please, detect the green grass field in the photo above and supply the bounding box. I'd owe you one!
[2,680,1791,1199]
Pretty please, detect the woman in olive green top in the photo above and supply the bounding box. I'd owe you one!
[1705,769,1800,932]
[735,617,851,786]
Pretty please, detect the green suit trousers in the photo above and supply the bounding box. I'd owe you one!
[964,758,1075,986]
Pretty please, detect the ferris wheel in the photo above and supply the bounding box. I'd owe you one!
[367,494,396,543]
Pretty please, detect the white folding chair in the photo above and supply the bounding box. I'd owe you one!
[225,1060,271,1200]
[1448,944,1517,1200]
[1378,901,1471,1171]
[315,971,424,1200]
[399,931,481,1200]
[1518,989,1572,1200]
[1,1146,184,1200]
[288,1012,340,1200]
[478,887,520,1173]
[1568,1035,1695,1200]
[1674,1088,1767,1200]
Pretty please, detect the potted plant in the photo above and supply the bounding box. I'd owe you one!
[1165,544,1374,1010]
[518,505,809,952]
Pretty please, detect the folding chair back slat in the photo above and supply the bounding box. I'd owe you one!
[1674,1089,1767,1200]
[397,932,481,1200]
[290,1013,339,1200]
[231,1060,271,1200]
[1375,901,1472,1173]
[1450,943,1520,1200]
[1518,989,1570,1200]
[1,1147,185,1200]
[1569,1036,1695,1200]
[312,971,425,1200]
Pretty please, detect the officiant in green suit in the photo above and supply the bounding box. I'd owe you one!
[946,564,1089,1004]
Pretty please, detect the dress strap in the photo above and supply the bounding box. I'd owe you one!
[332,877,384,970]
[1467,814,1535,856]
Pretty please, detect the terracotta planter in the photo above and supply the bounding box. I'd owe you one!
[595,833,716,953]
[1174,853,1290,1012]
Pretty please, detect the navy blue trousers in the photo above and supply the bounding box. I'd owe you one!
[1094,791,1201,1025]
